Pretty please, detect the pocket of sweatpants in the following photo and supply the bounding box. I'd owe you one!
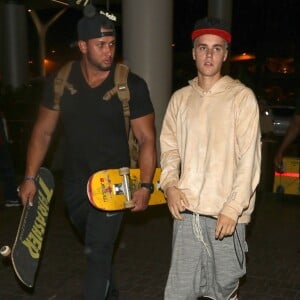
[233,224,247,268]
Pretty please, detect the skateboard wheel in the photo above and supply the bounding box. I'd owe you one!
[119,167,130,176]
[0,245,11,257]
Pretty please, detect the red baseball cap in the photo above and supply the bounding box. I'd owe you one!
[191,17,231,44]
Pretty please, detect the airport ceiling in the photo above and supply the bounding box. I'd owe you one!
[25,0,120,10]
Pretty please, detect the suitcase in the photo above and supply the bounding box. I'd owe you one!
[273,156,300,195]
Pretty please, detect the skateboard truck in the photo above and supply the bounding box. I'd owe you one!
[119,167,135,209]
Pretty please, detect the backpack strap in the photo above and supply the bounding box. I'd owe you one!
[103,63,138,167]
[53,61,75,110]
[116,63,130,135]
[103,63,130,102]
[114,63,130,104]
[103,63,131,135]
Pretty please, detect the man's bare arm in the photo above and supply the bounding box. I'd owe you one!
[130,113,156,211]
[274,114,300,168]
[19,106,60,205]
[131,113,156,182]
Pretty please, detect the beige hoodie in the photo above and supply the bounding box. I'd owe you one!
[160,76,261,224]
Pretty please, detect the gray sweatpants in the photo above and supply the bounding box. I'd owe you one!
[164,213,247,300]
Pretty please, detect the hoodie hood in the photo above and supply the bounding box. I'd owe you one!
[188,75,245,96]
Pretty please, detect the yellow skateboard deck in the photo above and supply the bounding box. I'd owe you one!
[87,167,165,211]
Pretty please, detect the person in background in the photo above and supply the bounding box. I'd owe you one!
[18,11,156,299]
[0,110,20,207]
[160,16,261,300]
[274,94,300,169]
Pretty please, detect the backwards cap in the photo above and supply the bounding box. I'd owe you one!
[77,13,115,40]
[191,17,231,43]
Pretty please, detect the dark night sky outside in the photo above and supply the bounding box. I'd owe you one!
[27,0,300,75]
[174,0,300,56]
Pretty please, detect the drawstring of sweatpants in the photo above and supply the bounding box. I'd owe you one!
[192,213,211,257]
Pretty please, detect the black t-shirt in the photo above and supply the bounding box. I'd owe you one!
[42,61,154,183]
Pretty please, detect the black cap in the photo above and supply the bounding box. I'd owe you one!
[77,14,116,40]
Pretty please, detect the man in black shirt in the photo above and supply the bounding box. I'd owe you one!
[18,12,156,299]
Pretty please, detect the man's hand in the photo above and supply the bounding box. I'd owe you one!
[165,187,188,220]
[215,213,237,240]
[274,151,284,172]
[18,180,37,206]
[131,188,151,212]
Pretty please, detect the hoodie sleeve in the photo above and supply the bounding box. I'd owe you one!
[220,88,262,221]
[160,94,181,193]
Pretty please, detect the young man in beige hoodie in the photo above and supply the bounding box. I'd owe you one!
[160,17,261,300]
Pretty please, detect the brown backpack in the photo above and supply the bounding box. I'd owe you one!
[53,62,139,167]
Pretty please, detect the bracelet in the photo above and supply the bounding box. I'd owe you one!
[24,176,35,182]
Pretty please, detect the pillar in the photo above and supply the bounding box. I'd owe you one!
[208,0,232,24]
[208,0,232,74]
[122,0,173,162]
[2,0,28,89]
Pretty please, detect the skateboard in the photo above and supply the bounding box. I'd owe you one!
[87,167,166,211]
[0,167,54,288]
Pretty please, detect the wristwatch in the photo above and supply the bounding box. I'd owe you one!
[140,183,154,194]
